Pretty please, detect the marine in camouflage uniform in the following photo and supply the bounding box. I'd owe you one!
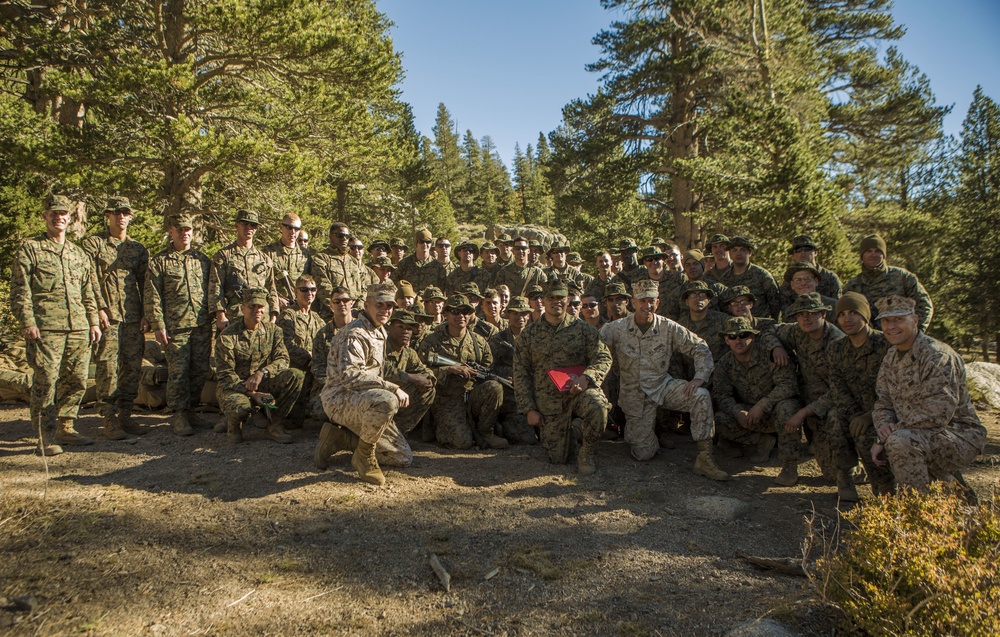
[81,196,149,437]
[277,275,325,425]
[418,294,505,450]
[308,297,354,420]
[380,310,436,466]
[714,237,781,319]
[778,235,842,306]
[313,222,369,316]
[542,243,590,289]
[719,286,787,363]
[779,262,838,323]
[513,280,611,474]
[667,250,727,321]
[843,234,933,331]
[826,292,894,495]
[262,213,311,310]
[714,317,803,470]
[208,209,279,325]
[391,229,447,295]
[871,295,986,490]
[775,293,846,487]
[215,287,304,444]
[488,296,537,445]
[445,241,493,296]
[677,281,729,364]
[144,214,213,435]
[10,195,102,453]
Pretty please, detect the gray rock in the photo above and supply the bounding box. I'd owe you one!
[967,362,1000,409]
[725,618,799,637]
[685,496,753,522]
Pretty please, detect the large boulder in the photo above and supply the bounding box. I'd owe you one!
[967,361,1000,410]
[486,224,569,248]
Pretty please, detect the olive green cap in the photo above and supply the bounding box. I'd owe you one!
[444,294,474,311]
[784,292,831,317]
[603,282,631,299]
[729,236,754,251]
[421,286,446,301]
[788,235,818,254]
[681,280,714,300]
[241,287,269,306]
[389,309,418,326]
[566,251,583,265]
[505,296,531,314]
[369,255,394,269]
[46,194,72,212]
[456,282,483,300]
[171,214,195,230]
[104,196,132,212]
[720,316,760,337]
[235,208,260,224]
[720,285,756,306]
[707,234,731,248]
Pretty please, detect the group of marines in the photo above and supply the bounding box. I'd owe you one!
[10,194,987,499]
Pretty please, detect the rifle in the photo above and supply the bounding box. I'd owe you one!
[426,352,514,390]
[281,270,295,300]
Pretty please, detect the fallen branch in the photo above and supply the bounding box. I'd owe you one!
[227,589,256,607]
[736,552,808,577]
[296,586,343,603]
[429,553,451,592]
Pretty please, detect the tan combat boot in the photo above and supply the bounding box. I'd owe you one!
[103,413,127,440]
[118,408,146,435]
[480,433,510,450]
[774,462,799,487]
[836,470,859,503]
[173,411,194,436]
[577,441,597,476]
[693,439,729,481]
[54,418,94,446]
[226,413,245,443]
[267,421,293,444]
[351,440,385,486]
[314,423,359,469]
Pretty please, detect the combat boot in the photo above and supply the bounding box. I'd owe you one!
[267,421,293,444]
[118,408,146,436]
[314,423,359,469]
[103,413,128,441]
[226,413,245,443]
[37,431,64,456]
[774,462,799,487]
[480,433,509,450]
[577,441,597,476]
[172,411,194,436]
[54,418,94,446]
[836,470,859,503]
[351,440,385,486]
[658,432,676,450]
[187,411,212,429]
[748,433,776,464]
[693,439,729,481]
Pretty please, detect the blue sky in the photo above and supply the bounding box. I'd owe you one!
[378,0,1000,167]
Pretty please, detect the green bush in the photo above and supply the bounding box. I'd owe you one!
[815,484,1000,636]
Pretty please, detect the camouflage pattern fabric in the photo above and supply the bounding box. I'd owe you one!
[715,264,781,319]
[391,255,446,296]
[445,266,493,297]
[491,264,548,299]
[263,241,311,300]
[92,321,144,416]
[382,343,436,462]
[601,314,715,460]
[81,232,148,323]
[25,331,92,430]
[874,333,986,488]
[713,344,803,462]
[660,277,727,320]
[277,308,325,371]
[208,244,279,319]
[0,342,32,402]
[780,294,837,323]
[542,265,590,290]
[844,264,934,331]
[308,321,344,417]
[163,324,213,411]
[216,368,304,427]
[488,329,536,444]
[779,266,842,305]
[678,309,729,364]
[469,316,499,340]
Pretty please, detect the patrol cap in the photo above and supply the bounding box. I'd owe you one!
[720,285,756,306]
[495,233,514,245]
[639,245,667,261]
[480,240,499,254]
[603,282,631,299]
[527,285,544,299]
[707,234,731,248]
[415,228,433,243]
[395,280,416,298]
[529,239,543,250]
[785,292,832,317]
[46,194,72,212]
[681,280,714,300]
[235,208,260,224]
[547,242,569,255]
[720,316,760,337]
[456,282,483,301]
[104,196,132,212]
[860,234,887,258]
[366,283,398,305]
[785,261,820,281]
[456,240,479,255]
[729,236,755,251]
[241,287,269,306]
[389,309,418,326]
[567,251,583,266]
[632,279,659,300]
[874,294,915,319]
[421,286,446,301]
[505,296,532,314]
[390,237,407,249]
[369,255,395,269]
[835,292,871,323]
[788,234,818,254]
[412,309,436,324]
[544,279,569,297]
[170,214,195,230]
[444,294,474,311]
[369,238,390,251]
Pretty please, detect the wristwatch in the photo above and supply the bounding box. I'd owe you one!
[260,369,269,379]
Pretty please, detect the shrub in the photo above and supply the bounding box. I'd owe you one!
[814,484,1000,636]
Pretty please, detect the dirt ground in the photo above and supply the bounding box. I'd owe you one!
[1,403,998,637]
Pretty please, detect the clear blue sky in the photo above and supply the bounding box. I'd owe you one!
[378,0,1000,168]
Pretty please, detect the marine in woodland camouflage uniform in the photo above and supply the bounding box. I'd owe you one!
[633,246,685,320]
[81,196,149,436]
[779,262,838,323]
[144,214,213,435]
[418,294,505,450]
[215,288,304,444]
[491,236,549,298]
[677,281,729,363]
[713,236,781,319]
[445,240,493,296]
[262,213,311,311]
[844,234,933,331]
[778,235,842,305]
[826,292,894,495]
[380,310,436,466]
[313,221,369,316]
[488,296,537,445]
[666,250,727,321]
[277,275,325,425]
[719,286,787,363]
[208,209,279,325]
[392,228,447,295]
[0,339,32,402]
[871,295,986,490]
[10,194,102,453]
[308,287,354,418]
[542,242,589,289]
[714,317,803,471]
[513,280,611,474]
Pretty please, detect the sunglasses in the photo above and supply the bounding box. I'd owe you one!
[725,332,755,340]
[109,209,133,216]
[687,292,710,300]
[437,243,451,248]
[582,302,599,309]
[568,301,582,307]
[298,286,317,292]
[330,298,353,305]
[643,257,663,263]
[281,223,300,230]
[332,232,350,239]
[418,239,433,244]
[350,245,364,250]
[448,307,474,316]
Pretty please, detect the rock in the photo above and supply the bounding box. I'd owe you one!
[725,618,799,637]
[11,595,36,612]
[966,362,1000,409]
[685,496,753,522]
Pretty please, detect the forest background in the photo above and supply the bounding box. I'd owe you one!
[0,0,997,357]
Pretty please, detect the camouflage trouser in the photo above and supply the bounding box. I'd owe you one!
[715,398,802,463]
[541,387,609,465]
[217,368,304,426]
[0,369,31,402]
[289,369,313,422]
[431,381,504,450]
[395,381,436,435]
[500,388,537,445]
[623,381,715,461]
[25,330,91,431]
[805,414,839,479]
[94,320,144,416]
[885,425,985,489]
[164,324,212,411]
[838,411,895,495]
[322,384,398,445]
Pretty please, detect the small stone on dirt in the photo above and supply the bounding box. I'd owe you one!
[686,496,753,522]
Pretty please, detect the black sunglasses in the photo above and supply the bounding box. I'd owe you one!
[582,302,599,309]
[643,256,662,263]
[448,307,474,316]
[298,286,317,292]
[281,223,300,230]
[725,332,755,340]
[332,232,350,239]
[350,244,364,250]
